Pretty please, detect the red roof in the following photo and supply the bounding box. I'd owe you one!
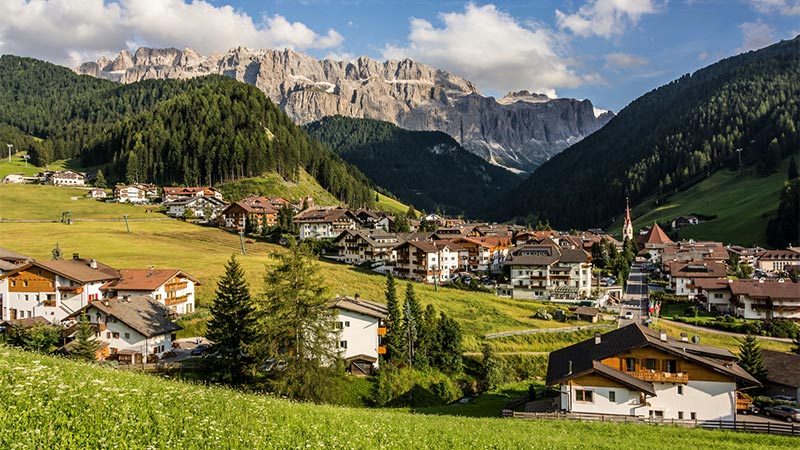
[104,269,200,291]
[637,222,673,245]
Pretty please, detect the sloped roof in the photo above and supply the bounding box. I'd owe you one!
[729,280,800,300]
[104,269,200,291]
[2,258,119,283]
[757,249,800,261]
[637,223,673,245]
[761,349,800,388]
[547,323,759,388]
[330,296,388,319]
[65,296,182,338]
[293,206,355,223]
[666,260,727,279]
[0,316,52,329]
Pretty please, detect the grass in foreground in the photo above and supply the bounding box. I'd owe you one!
[0,346,792,450]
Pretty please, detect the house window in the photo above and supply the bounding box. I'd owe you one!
[664,360,678,373]
[23,281,28,287]
[344,321,350,327]
[112,332,120,339]
[575,390,593,402]
[608,391,616,402]
[124,333,130,339]
[339,341,347,349]
[678,411,684,420]
[644,358,657,371]
[649,410,664,420]
[625,358,636,372]
[677,385,683,395]
[10,280,15,287]
[690,412,697,420]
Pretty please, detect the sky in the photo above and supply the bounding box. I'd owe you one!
[0,1,797,111]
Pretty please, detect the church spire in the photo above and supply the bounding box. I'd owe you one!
[623,197,633,241]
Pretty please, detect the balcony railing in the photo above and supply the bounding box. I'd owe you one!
[164,294,190,306]
[629,371,689,384]
[165,281,188,291]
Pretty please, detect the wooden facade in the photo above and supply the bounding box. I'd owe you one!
[600,346,731,383]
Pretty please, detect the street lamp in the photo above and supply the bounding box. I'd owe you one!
[735,148,742,171]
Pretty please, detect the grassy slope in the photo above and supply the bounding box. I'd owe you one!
[0,346,792,450]
[0,154,70,178]
[216,168,341,205]
[614,160,790,246]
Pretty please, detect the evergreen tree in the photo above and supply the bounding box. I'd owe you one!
[51,242,63,261]
[94,169,107,188]
[206,255,256,383]
[414,304,437,368]
[70,312,100,361]
[406,206,417,220]
[383,272,405,363]
[431,312,463,373]
[125,151,139,184]
[622,237,637,264]
[591,238,610,269]
[402,282,423,367]
[390,215,411,233]
[250,241,339,401]
[480,343,506,391]
[737,334,768,382]
[789,155,798,180]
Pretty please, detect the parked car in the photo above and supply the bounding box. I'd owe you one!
[622,311,634,320]
[771,395,797,402]
[763,405,800,422]
[191,344,210,356]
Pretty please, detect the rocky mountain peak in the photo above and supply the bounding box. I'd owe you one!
[76,46,613,172]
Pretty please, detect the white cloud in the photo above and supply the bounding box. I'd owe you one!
[0,0,345,67]
[383,3,595,98]
[604,52,648,67]
[697,51,708,61]
[555,0,665,38]
[738,20,776,52]
[748,0,800,16]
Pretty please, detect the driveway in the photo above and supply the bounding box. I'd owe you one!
[162,337,212,362]
[619,263,648,327]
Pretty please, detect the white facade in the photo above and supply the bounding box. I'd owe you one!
[299,222,356,240]
[114,278,196,315]
[50,171,86,186]
[508,262,592,301]
[3,274,106,323]
[562,381,736,421]
[81,306,175,359]
[335,308,382,367]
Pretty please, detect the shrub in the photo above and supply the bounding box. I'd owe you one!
[684,305,699,317]
[764,319,799,339]
[372,366,463,407]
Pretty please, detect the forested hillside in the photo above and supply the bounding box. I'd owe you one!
[506,37,799,229]
[305,116,521,216]
[0,56,375,207]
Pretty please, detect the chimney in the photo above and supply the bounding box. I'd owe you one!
[90,259,97,269]
[73,253,80,260]
[354,293,360,300]
[680,332,688,342]
[594,332,602,345]
[148,266,154,276]
[659,330,668,342]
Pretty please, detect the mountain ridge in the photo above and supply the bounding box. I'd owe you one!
[76,46,613,172]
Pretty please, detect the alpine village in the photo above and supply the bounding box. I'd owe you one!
[0,2,799,449]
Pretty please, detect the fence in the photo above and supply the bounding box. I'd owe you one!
[485,324,613,339]
[115,360,201,372]
[500,410,799,437]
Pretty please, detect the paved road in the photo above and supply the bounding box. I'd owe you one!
[619,263,648,327]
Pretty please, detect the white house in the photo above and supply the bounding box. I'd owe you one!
[113,184,159,203]
[165,196,227,220]
[0,255,119,323]
[294,207,358,240]
[329,295,387,375]
[49,170,86,186]
[393,240,463,283]
[162,186,223,203]
[64,296,182,361]
[729,279,800,320]
[100,268,200,315]
[546,324,761,421]
[333,229,402,265]
[664,260,727,298]
[2,174,25,184]
[502,240,592,302]
[755,249,800,273]
[86,188,107,199]
[0,248,34,323]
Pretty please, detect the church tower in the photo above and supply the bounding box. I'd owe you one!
[623,197,633,242]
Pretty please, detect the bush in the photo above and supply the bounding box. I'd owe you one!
[764,319,799,339]
[684,306,699,317]
[372,366,463,407]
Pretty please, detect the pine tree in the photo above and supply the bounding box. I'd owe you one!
[206,255,256,383]
[737,334,768,382]
[406,206,417,220]
[432,312,463,373]
[95,169,107,188]
[402,282,423,367]
[70,312,100,361]
[480,343,506,391]
[250,241,339,401]
[51,242,63,260]
[383,272,405,363]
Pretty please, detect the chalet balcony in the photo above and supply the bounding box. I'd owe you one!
[629,371,689,384]
[58,285,84,294]
[164,294,190,306]
[165,281,188,291]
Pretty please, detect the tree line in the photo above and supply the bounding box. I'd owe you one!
[507,37,800,229]
[0,55,375,208]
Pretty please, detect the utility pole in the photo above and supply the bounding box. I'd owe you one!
[7,144,12,162]
[736,148,743,171]
[22,154,29,168]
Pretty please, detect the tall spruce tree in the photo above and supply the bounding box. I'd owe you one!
[206,255,256,383]
[250,241,339,401]
[402,282,424,367]
[737,334,768,382]
[70,312,100,361]
[432,312,463,373]
[94,169,107,188]
[383,272,405,362]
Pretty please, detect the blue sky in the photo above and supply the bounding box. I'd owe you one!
[0,1,798,111]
